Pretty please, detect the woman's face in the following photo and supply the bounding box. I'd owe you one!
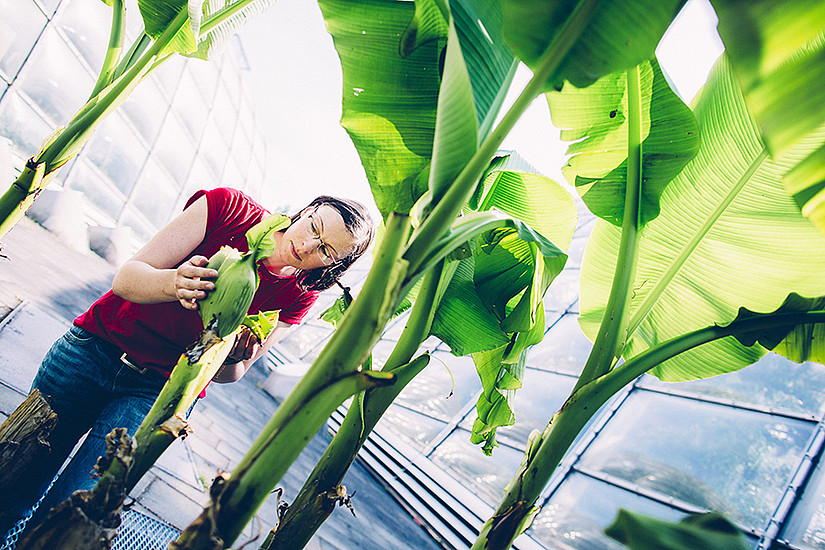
[280,204,356,270]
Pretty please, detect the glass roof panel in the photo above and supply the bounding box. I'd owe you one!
[376,404,448,452]
[530,472,684,550]
[639,353,825,418]
[781,440,825,549]
[527,314,592,376]
[577,390,815,529]
[463,367,577,449]
[0,0,47,82]
[16,28,92,124]
[394,350,481,421]
[428,427,524,504]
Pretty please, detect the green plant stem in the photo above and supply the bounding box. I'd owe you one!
[402,0,600,275]
[473,309,825,550]
[41,9,188,172]
[173,371,395,550]
[401,210,511,295]
[0,161,45,239]
[113,33,152,81]
[260,263,446,550]
[125,337,235,491]
[89,0,126,99]
[574,65,644,392]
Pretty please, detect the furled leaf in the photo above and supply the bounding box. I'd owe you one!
[431,256,510,356]
[579,56,825,382]
[728,293,825,364]
[501,0,685,91]
[605,509,749,550]
[711,0,825,235]
[190,0,279,61]
[470,306,545,455]
[547,59,699,226]
[137,0,200,55]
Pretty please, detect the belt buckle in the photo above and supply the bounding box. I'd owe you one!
[120,353,147,375]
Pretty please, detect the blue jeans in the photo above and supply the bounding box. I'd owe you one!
[17,325,168,529]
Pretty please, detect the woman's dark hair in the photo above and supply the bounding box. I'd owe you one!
[290,195,375,292]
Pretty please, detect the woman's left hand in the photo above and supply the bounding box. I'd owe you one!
[226,325,261,364]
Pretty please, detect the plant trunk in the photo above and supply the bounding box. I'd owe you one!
[16,428,133,550]
[260,355,429,550]
[261,262,447,549]
[0,389,58,533]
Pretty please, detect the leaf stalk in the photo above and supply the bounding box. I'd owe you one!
[575,64,644,392]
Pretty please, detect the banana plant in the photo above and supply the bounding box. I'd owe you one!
[256,1,825,550]
[16,215,291,549]
[0,0,279,240]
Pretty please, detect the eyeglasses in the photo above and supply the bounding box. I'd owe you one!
[308,209,339,266]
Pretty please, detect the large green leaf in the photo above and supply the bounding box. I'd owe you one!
[319,0,441,218]
[190,0,279,61]
[579,56,825,382]
[547,59,699,226]
[432,175,574,453]
[138,0,200,55]
[730,293,825,365]
[319,0,515,220]
[710,0,825,236]
[501,0,685,91]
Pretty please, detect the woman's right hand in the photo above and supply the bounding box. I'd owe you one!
[174,255,218,310]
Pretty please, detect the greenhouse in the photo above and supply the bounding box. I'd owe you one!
[1,0,825,549]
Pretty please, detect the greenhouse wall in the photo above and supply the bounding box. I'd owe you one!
[0,0,267,260]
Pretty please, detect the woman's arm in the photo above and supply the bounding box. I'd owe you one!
[211,321,294,383]
[112,196,218,310]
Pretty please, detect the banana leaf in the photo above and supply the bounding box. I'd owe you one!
[605,510,750,550]
[729,293,825,364]
[710,0,825,236]
[137,0,201,56]
[318,0,515,219]
[548,58,699,226]
[579,56,825,382]
[501,0,686,91]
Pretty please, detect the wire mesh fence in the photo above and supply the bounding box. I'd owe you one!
[2,508,181,550]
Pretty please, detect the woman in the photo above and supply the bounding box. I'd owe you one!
[14,186,374,528]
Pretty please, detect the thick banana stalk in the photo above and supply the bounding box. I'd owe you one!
[169,370,396,550]
[16,428,133,550]
[262,262,448,550]
[126,332,236,491]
